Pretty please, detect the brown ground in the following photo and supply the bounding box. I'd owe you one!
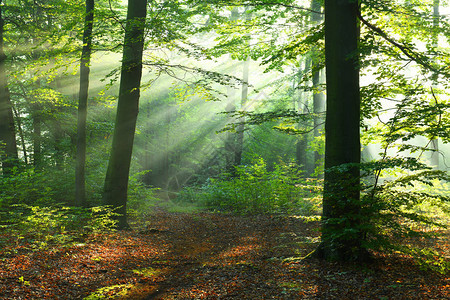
[0,210,448,299]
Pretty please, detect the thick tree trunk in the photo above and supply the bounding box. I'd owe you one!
[103,0,147,229]
[316,0,367,261]
[75,0,95,207]
[0,1,18,175]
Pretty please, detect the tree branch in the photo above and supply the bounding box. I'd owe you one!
[357,8,448,77]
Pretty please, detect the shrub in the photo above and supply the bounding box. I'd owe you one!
[323,158,449,272]
[178,157,322,215]
[0,205,118,251]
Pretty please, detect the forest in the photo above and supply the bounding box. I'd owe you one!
[0,0,449,299]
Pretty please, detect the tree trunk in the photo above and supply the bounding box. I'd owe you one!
[311,0,325,176]
[234,8,251,168]
[76,0,95,207]
[296,64,309,174]
[53,121,64,170]
[316,0,367,262]
[12,105,27,165]
[0,1,18,175]
[32,111,41,168]
[430,0,439,169]
[234,58,249,167]
[103,0,147,229]
[225,86,236,174]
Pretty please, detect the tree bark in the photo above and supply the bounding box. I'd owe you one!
[316,0,367,261]
[76,0,95,207]
[234,8,251,168]
[234,58,249,167]
[103,0,147,229]
[296,60,310,175]
[430,0,439,169]
[12,105,27,165]
[225,86,236,174]
[311,0,325,176]
[0,1,18,175]
[32,111,41,168]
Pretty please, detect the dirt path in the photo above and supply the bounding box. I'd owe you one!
[0,211,448,299]
[123,212,449,299]
[136,213,320,299]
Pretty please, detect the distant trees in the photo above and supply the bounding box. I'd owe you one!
[0,0,18,175]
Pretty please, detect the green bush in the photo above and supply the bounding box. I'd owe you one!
[323,158,449,272]
[0,168,55,208]
[127,171,159,220]
[1,205,118,251]
[178,157,322,215]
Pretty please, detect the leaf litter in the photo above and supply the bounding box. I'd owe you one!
[0,211,448,299]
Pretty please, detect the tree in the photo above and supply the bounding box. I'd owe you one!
[75,0,95,207]
[235,56,249,167]
[0,0,18,175]
[103,0,147,229]
[296,59,313,176]
[311,0,325,175]
[229,7,251,171]
[316,0,367,261]
[429,0,439,169]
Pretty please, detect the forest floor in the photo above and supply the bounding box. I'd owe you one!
[0,209,449,299]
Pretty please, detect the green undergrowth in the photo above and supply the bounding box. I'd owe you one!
[323,159,449,273]
[176,157,322,216]
[0,205,118,253]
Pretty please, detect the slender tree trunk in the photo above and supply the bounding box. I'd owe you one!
[162,106,171,191]
[53,121,64,170]
[234,8,251,168]
[316,0,367,262]
[76,0,95,207]
[225,86,236,173]
[103,0,147,229]
[296,62,309,174]
[312,68,325,173]
[311,0,325,176]
[0,1,18,175]
[234,58,249,167]
[32,111,41,168]
[430,0,439,169]
[12,105,27,165]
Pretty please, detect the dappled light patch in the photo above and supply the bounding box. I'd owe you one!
[132,267,162,278]
[84,284,134,299]
[219,244,261,259]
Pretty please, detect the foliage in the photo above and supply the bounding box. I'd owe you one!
[363,163,449,272]
[321,158,449,272]
[0,168,58,208]
[127,171,159,219]
[178,157,322,215]
[0,204,117,252]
